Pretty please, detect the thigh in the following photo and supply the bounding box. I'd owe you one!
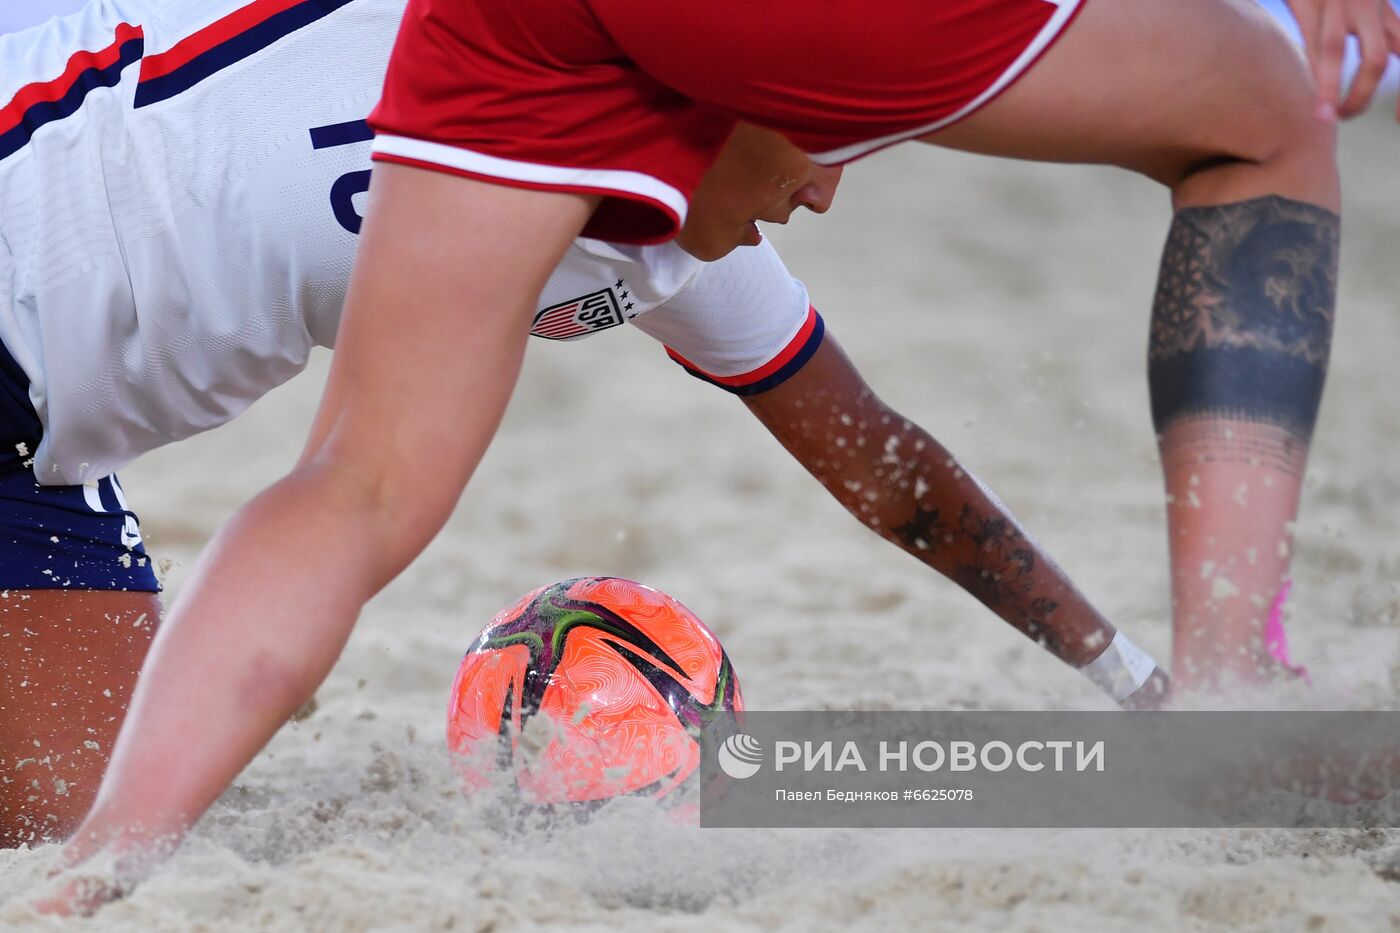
[0,466,162,844]
[1,588,161,846]
[927,0,1330,197]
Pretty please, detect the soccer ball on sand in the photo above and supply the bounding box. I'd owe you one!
[447,577,744,809]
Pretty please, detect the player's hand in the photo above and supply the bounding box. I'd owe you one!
[30,823,173,917]
[1288,0,1400,121]
[31,872,125,918]
[1120,666,1172,710]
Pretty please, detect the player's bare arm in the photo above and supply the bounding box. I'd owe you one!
[742,336,1169,708]
[642,123,1166,704]
[39,166,596,911]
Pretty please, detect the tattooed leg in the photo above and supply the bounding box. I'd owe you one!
[910,0,1339,695]
[1149,196,1337,690]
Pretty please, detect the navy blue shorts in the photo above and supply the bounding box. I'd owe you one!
[0,339,159,592]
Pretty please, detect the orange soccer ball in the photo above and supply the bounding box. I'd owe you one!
[447,577,744,807]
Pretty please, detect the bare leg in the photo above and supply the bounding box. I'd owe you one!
[1160,422,1308,687]
[926,0,1339,692]
[1,590,160,846]
[1150,200,1334,688]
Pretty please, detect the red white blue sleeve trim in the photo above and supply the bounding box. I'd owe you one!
[1,0,358,163]
[0,23,144,162]
[134,0,355,107]
[666,305,825,397]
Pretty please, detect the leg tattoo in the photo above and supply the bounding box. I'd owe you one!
[1148,195,1338,688]
[1149,195,1338,450]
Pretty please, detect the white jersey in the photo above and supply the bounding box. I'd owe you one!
[0,0,814,486]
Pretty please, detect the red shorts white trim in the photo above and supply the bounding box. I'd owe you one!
[372,134,690,236]
[807,0,1086,164]
[369,0,1087,243]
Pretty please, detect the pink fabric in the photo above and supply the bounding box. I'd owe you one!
[1264,579,1311,685]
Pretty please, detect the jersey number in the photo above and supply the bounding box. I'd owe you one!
[309,119,374,235]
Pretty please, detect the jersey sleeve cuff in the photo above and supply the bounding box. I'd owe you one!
[666,306,825,397]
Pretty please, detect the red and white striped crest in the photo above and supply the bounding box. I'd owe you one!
[531,289,625,341]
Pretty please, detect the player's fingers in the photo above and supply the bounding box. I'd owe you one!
[1339,8,1389,115]
[1288,0,1322,43]
[1288,0,1324,77]
[1377,2,1400,121]
[1310,0,1346,120]
[1287,0,1324,79]
[1385,2,1400,53]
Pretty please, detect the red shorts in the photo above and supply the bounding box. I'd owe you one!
[370,0,1084,243]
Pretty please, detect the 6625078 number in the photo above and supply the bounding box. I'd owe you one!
[906,788,974,802]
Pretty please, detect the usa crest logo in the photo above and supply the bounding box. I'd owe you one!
[531,288,626,341]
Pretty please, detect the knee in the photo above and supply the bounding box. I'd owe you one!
[1241,42,1337,178]
[1165,30,1339,208]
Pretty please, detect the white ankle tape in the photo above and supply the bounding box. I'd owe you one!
[1081,632,1157,702]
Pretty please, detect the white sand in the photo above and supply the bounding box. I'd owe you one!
[3,109,1399,930]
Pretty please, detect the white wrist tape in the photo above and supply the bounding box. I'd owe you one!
[1081,632,1158,702]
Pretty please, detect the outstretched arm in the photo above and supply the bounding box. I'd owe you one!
[743,332,1169,708]
[40,165,597,911]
